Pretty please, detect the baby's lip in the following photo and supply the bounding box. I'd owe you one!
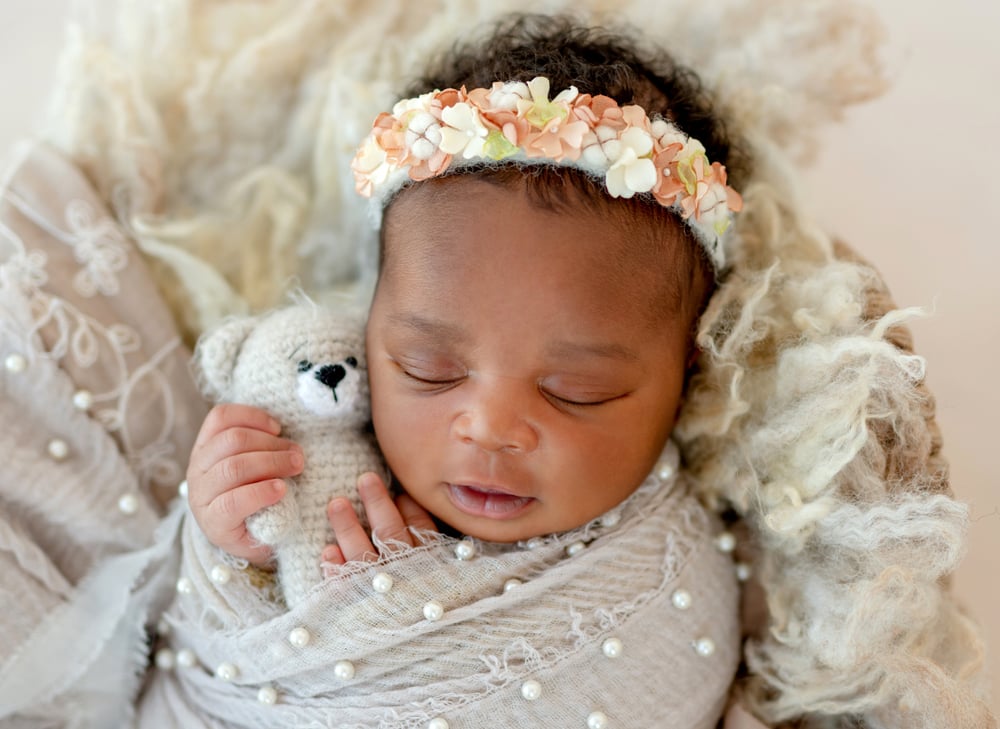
[446,482,535,519]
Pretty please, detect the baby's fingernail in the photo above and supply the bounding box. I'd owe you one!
[290,450,304,470]
[272,480,286,495]
[266,417,281,433]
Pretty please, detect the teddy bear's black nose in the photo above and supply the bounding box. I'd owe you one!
[315,363,346,392]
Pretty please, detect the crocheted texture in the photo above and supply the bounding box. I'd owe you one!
[195,303,385,607]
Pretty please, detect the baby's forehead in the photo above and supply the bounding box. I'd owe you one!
[379,175,704,326]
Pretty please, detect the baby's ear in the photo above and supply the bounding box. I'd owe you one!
[194,316,258,401]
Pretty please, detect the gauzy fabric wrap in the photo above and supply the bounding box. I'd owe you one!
[140,446,741,729]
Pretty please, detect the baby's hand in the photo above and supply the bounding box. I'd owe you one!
[323,472,436,565]
[186,403,304,566]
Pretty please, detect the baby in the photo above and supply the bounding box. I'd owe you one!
[176,14,746,729]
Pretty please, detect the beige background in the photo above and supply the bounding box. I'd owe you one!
[1,0,996,714]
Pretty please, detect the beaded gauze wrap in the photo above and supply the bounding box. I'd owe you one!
[141,444,742,729]
[352,77,743,270]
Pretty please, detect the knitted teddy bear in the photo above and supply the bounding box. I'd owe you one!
[195,303,385,608]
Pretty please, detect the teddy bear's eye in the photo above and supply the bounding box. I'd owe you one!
[345,356,358,369]
[297,360,313,374]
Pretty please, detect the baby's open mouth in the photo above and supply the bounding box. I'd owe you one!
[446,483,535,518]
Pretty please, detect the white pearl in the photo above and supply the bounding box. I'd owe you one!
[154,648,175,670]
[503,578,523,593]
[656,460,674,480]
[521,679,542,701]
[454,539,477,560]
[216,662,239,681]
[72,389,93,410]
[423,601,444,622]
[671,589,692,610]
[157,618,171,635]
[600,511,621,528]
[694,637,716,657]
[176,649,196,668]
[735,563,752,582]
[4,353,27,373]
[566,541,586,556]
[372,572,394,593]
[715,532,737,553]
[601,637,623,659]
[117,493,139,515]
[47,438,69,461]
[288,627,311,647]
[176,577,193,595]
[525,537,544,550]
[333,660,356,680]
[210,564,232,585]
[178,480,189,499]
[587,711,610,729]
[427,719,450,729]
[257,686,278,705]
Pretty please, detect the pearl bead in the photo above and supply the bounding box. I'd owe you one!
[735,563,752,582]
[117,493,139,515]
[601,637,623,659]
[566,541,586,556]
[671,589,692,610]
[521,679,542,701]
[427,719,449,729]
[503,578,523,593]
[47,438,69,461]
[288,627,311,647]
[154,648,175,670]
[216,662,239,681]
[656,460,674,480]
[372,572,394,593]
[4,353,27,373]
[600,511,621,528]
[176,577,193,595]
[454,539,477,560]
[176,649,196,668]
[211,564,232,585]
[72,389,93,410]
[423,601,444,622]
[178,480,189,499]
[525,537,543,550]
[157,618,171,635]
[694,637,716,657]
[587,711,610,729]
[333,660,356,680]
[257,686,278,705]
[715,532,736,553]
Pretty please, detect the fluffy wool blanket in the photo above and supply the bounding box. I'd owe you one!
[139,457,741,729]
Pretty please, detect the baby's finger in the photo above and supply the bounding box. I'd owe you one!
[327,498,378,563]
[358,473,413,548]
[395,492,438,534]
[190,427,302,479]
[194,403,281,449]
[203,480,287,536]
[192,449,302,506]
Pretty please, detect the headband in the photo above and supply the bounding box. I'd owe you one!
[351,76,742,269]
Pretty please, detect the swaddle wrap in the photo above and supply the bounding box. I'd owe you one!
[141,444,741,729]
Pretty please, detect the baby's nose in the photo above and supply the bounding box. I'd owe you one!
[315,363,346,390]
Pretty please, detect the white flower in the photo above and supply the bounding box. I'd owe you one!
[438,102,489,159]
[604,127,657,198]
[580,125,621,168]
[392,91,435,118]
[354,136,390,184]
[651,119,686,148]
[488,81,530,111]
[698,182,732,234]
[405,112,444,160]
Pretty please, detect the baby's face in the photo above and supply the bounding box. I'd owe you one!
[367,178,694,542]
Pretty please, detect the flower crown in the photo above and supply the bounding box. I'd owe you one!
[352,76,742,269]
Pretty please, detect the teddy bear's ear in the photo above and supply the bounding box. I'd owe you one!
[194,315,258,401]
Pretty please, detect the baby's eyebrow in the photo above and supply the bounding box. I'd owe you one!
[387,313,471,344]
[545,340,639,362]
